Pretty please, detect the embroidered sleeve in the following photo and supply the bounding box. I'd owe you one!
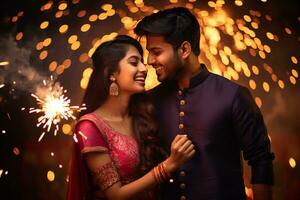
[76,120,109,154]
[92,161,121,191]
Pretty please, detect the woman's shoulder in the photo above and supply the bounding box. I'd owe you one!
[77,113,107,125]
[78,112,98,121]
[75,113,112,143]
[76,113,105,132]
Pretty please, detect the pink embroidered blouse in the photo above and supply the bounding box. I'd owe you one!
[67,113,140,200]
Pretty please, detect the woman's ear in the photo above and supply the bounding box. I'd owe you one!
[179,41,191,59]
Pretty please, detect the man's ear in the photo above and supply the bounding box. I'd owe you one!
[179,41,191,59]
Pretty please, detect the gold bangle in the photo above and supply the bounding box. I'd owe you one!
[158,163,167,180]
[153,166,161,183]
[162,162,171,178]
[156,165,163,183]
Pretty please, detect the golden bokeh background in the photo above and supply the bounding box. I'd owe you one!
[0,0,299,199]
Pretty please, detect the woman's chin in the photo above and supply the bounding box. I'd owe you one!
[133,86,145,94]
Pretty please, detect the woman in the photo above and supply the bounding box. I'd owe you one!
[67,35,195,200]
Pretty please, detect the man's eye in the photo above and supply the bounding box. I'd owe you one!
[153,51,161,56]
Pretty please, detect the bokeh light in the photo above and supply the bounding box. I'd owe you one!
[0,0,299,199]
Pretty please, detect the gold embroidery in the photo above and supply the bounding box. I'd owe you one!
[92,161,120,191]
[110,134,140,179]
[79,114,140,184]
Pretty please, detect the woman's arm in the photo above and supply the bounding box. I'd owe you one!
[85,134,195,200]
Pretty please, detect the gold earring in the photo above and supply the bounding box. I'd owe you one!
[109,76,119,96]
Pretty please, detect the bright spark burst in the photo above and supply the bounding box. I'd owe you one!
[29,76,86,141]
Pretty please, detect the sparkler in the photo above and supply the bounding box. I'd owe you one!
[29,76,86,141]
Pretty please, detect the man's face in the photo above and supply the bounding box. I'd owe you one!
[146,35,183,82]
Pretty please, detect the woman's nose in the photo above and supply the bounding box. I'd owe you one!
[139,62,148,73]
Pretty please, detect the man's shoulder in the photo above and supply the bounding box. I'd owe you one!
[208,72,242,90]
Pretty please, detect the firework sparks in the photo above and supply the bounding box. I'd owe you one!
[0,61,9,66]
[78,131,88,139]
[6,113,11,120]
[73,134,78,143]
[38,132,46,142]
[29,76,86,140]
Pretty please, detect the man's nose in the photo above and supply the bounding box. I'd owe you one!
[147,54,155,65]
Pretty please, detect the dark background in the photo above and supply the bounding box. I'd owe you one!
[0,0,299,199]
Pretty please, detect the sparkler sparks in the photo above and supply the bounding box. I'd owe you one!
[0,61,8,89]
[29,76,86,141]
[78,130,88,140]
[0,1,298,199]
[0,61,9,66]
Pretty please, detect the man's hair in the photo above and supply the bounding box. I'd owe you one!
[134,7,200,55]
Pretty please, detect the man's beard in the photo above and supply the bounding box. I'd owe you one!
[160,51,184,82]
[171,53,185,81]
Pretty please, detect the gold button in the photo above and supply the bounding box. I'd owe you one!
[179,171,186,177]
[180,183,186,189]
[180,100,186,106]
[179,111,185,117]
[180,196,187,200]
[179,123,184,129]
[178,90,183,95]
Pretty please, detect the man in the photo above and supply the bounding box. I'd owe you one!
[134,7,275,200]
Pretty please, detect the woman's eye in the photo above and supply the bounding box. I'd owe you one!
[130,61,138,66]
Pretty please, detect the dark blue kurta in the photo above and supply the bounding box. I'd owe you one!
[151,64,274,200]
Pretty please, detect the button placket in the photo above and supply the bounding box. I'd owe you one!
[178,89,187,199]
[177,89,186,135]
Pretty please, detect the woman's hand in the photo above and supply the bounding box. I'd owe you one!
[164,134,195,173]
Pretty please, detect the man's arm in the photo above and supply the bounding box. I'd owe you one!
[253,184,272,200]
[231,86,275,199]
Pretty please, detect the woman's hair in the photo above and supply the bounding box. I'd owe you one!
[134,7,200,56]
[79,35,166,177]
[129,93,168,176]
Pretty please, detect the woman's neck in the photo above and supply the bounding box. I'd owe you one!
[95,93,131,121]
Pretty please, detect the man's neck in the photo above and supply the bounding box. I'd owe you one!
[177,59,201,89]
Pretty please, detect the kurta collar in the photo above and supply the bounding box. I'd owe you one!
[188,63,210,89]
[155,64,210,93]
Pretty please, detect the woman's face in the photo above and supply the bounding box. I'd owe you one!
[115,45,147,95]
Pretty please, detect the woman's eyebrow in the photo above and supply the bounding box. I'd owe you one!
[127,55,141,60]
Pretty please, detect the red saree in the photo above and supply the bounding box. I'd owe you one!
[67,113,140,200]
